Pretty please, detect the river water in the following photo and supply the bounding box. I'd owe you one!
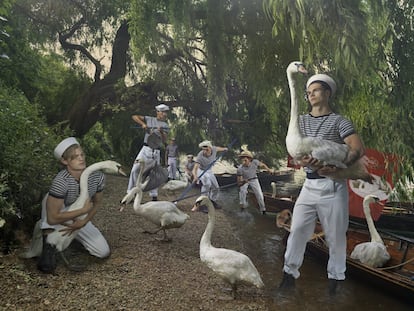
[216,171,412,310]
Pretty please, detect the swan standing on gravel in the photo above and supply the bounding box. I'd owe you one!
[350,195,390,267]
[285,61,372,182]
[121,159,189,242]
[193,195,264,299]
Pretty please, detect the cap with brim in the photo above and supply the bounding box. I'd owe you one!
[54,137,79,159]
[238,151,253,159]
[306,74,337,98]
[155,103,170,112]
[198,140,212,148]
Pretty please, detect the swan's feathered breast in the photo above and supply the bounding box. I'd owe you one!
[139,201,189,228]
[201,246,263,287]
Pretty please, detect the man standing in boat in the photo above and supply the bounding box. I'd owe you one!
[236,150,273,215]
[279,72,366,295]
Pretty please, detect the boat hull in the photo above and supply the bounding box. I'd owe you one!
[306,223,414,302]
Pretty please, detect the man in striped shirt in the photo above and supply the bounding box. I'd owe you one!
[279,73,366,295]
[38,137,110,273]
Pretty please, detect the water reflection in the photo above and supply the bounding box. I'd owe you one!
[216,172,412,310]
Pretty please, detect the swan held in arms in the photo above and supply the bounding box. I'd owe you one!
[21,160,125,258]
[350,195,390,268]
[193,195,264,299]
[121,159,189,242]
[285,61,372,182]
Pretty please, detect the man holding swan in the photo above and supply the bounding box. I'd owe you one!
[280,63,366,295]
[37,137,111,273]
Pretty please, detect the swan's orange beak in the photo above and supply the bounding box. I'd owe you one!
[118,166,127,176]
[191,202,200,212]
[298,65,308,75]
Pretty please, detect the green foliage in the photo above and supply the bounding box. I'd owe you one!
[80,122,117,164]
[0,84,59,250]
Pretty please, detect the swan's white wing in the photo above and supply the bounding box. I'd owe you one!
[202,247,264,287]
[140,201,188,228]
[350,242,390,268]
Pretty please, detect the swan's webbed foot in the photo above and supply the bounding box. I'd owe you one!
[155,230,172,242]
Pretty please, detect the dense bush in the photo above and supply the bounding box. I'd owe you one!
[0,85,58,252]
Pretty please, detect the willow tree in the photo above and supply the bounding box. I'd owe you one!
[127,0,310,163]
[264,0,414,178]
[12,0,134,137]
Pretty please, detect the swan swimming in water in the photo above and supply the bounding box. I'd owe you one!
[285,61,372,182]
[350,195,390,268]
[193,195,264,299]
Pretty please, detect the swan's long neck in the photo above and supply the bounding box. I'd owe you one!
[67,163,98,211]
[133,161,146,214]
[271,182,277,198]
[200,200,215,249]
[287,71,301,139]
[363,200,384,244]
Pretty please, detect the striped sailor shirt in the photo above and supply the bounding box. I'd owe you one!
[299,112,356,175]
[48,169,105,207]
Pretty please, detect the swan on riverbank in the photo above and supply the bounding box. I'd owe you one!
[193,195,264,299]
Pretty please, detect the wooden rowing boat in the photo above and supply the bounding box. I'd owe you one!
[350,200,414,238]
[306,221,414,302]
[252,190,414,237]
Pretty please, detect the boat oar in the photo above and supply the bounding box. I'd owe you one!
[173,138,237,204]
[173,181,239,203]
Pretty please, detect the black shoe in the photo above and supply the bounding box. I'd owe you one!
[37,235,57,274]
[278,272,295,290]
[152,196,158,201]
[262,211,266,215]
[328,279,340,296]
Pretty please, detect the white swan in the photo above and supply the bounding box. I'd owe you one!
[121,159,189,242]
[193,195,264,299]
[350,195,390,268]
[161,175,188,192]
[21,160,125,258]
[286,61,372,182]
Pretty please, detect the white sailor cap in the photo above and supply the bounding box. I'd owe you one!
[199,140,212,148]
[306,74,337,98]
[54,137,79,159]
[155,103,170,112]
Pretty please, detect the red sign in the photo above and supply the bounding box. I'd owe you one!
[348,149,396,220]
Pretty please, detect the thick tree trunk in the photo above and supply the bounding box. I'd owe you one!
[68,21,130,136]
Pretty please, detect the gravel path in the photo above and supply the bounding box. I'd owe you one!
[0,175,272,310]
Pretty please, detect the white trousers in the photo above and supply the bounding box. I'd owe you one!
[283,178,349,280]
[167,157,177,179]
[128,146,160,197]
[40,194,110,258]
[239,178,265,211]
[197,168,219,202]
